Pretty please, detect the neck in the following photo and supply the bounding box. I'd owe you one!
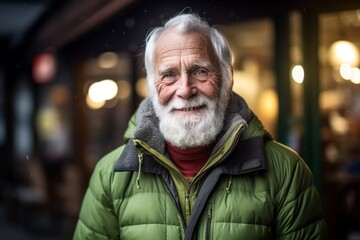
[166,142,214,178]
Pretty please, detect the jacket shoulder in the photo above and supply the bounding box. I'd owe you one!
[264,140,326,238]
[265,140,313,191]
[74,145,126,239]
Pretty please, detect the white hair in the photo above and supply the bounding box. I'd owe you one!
[144,13,233,103]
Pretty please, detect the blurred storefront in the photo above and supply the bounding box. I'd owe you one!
[319,9,360,239]
[1,1,360,239]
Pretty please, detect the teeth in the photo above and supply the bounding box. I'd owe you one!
[179,106,202,111]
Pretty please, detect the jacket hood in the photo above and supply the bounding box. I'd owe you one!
[123,92,271,153]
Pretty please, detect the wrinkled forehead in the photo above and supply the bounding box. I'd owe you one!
[154,29,215,60]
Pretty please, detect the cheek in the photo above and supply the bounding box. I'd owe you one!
[157,83,176,105]
[199,76,222,98]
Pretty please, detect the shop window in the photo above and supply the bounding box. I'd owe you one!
[319,9,360,240]
[81,52,133,171]
[220,19,277,136]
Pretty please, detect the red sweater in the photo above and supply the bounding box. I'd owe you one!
[166,142,213,177]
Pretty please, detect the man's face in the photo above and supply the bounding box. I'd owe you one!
[154,29,222,110]
[152,29,227,148]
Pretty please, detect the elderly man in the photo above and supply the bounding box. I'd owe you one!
[74,13,327,239]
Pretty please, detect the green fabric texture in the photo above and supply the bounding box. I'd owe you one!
[73,95,327,240]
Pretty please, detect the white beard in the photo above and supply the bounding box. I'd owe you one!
[152,94,227,149]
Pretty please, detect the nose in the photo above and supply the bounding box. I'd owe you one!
[177,73,196,99]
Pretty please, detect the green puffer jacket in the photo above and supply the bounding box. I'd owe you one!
[73,93,327,240]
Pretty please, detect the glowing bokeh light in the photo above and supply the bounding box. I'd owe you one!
[98,52,118,69]
[136,77,148,98]
[291,65,304,83]
[339,63,352,80]
[101,79,118,100]
[117,80,131,99]
[32,52,56,84]
[88,79,118,103]
[350,67,360,84]
[329,40,359,67]
[86,95,105,109]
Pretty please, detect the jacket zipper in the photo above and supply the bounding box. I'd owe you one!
[132,124,244,239]
[185,192,191,216]
[206,208,212,240]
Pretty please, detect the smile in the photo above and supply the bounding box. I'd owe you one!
[177,105,204,111]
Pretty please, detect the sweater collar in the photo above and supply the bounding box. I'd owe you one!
[166,142,214,177]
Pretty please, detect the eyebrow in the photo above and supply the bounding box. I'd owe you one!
[158,61,212,76]
[190,62,212,70]
[158,66,178,76]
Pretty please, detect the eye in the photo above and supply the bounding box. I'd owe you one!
[162,72,177,83]
[193,68,209,81]
[164,72,175,78]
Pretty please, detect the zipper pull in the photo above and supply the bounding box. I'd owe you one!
[185,193,190,216]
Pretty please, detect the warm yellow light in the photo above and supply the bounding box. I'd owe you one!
[117,80,131,99]
[232,70,258,108]
[320,90,343,111]
[86,95,105,109]
[88,79,118,103]
[339,64,360,84]
[329,40,359,67]
[101,79,118,100]
[340,63,352,80]
[291,65,304,83]
[258,90,278,121]
[88,82,104,103]
[136,77,148,98]
[350,67,360,84]
[98,52,118,69]
[257,89,278,134]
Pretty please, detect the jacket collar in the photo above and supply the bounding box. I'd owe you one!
[114,135,267,175]
[115,92,267,174]
[220,136,267,174]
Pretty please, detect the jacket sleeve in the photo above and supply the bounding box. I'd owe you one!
[73,151,120,240]
[274,154,327,239]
